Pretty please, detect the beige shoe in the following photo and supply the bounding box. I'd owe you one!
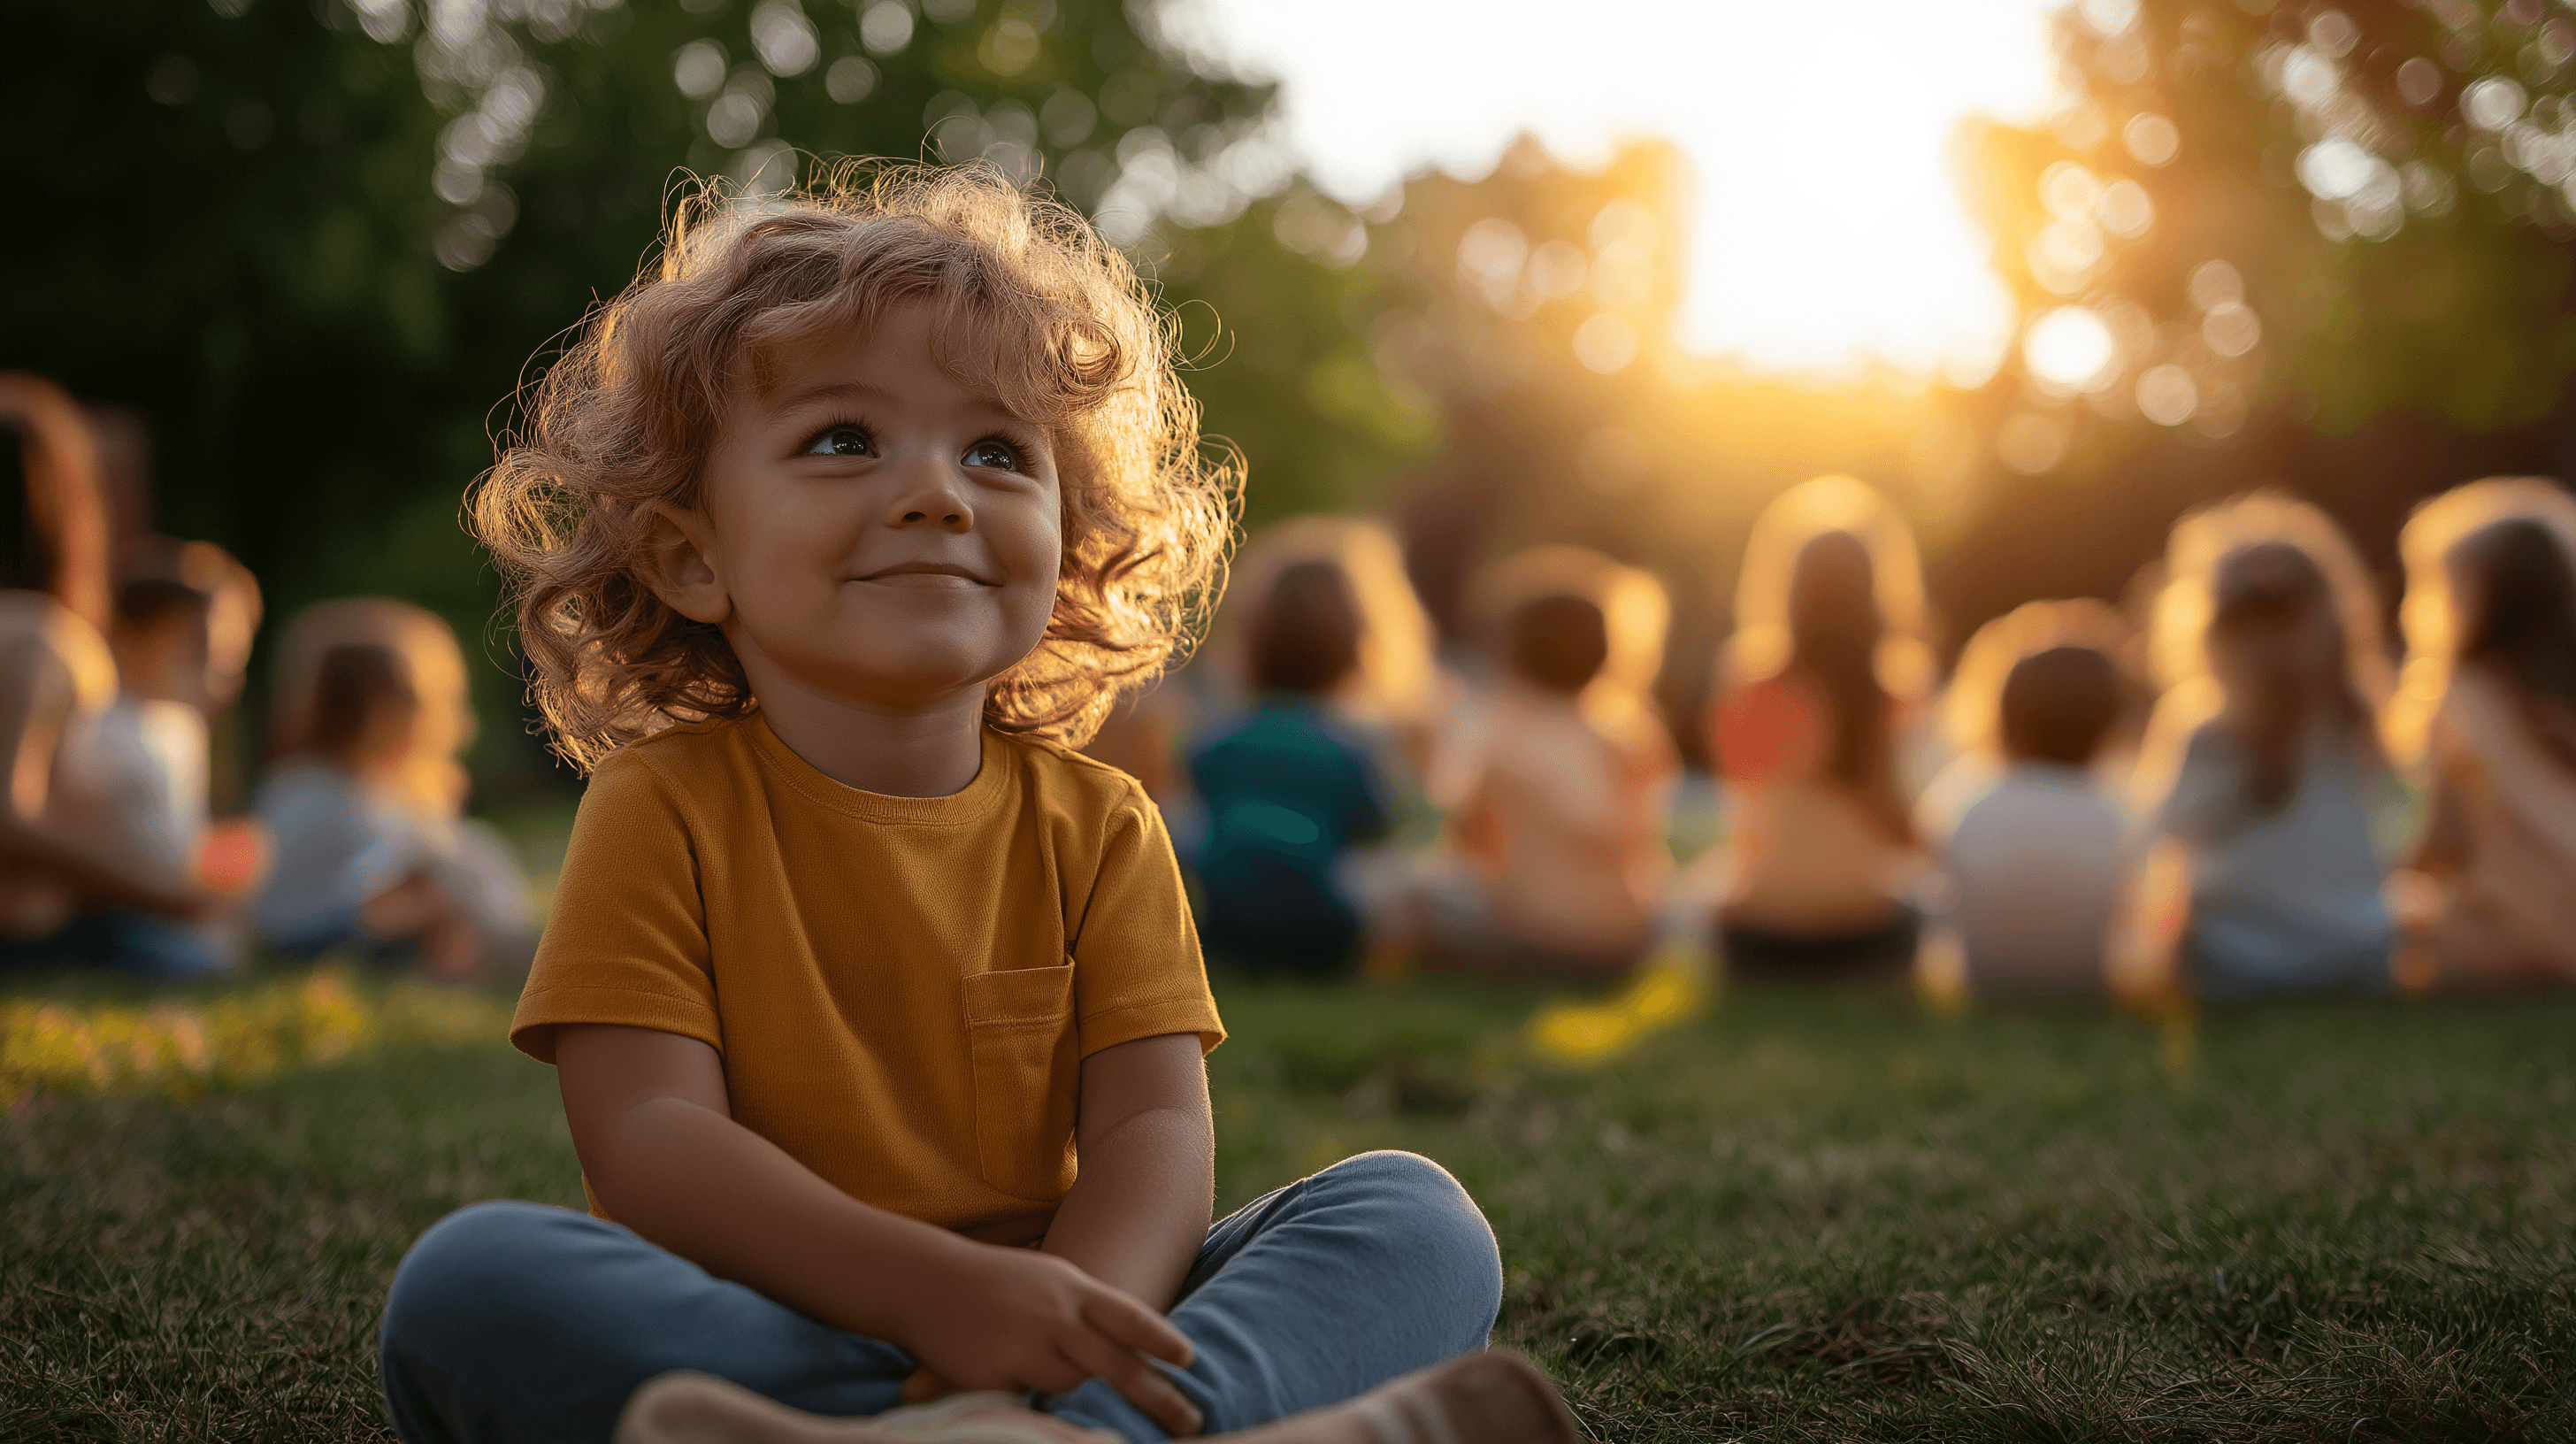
[1332,1351,1585,1444]
[615,1373,1117,1444]
[615,1350,1583,1444]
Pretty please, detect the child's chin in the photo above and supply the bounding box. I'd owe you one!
[827,643,1031,701]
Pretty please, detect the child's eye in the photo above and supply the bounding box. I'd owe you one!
[803,426,875,458]
[962,439,1022,472]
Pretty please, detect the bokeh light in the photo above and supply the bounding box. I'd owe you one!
[2023,305,2117,392]
[1575,313,1639,374]
[1997,411,2070,474]
[2135,364,2198,426]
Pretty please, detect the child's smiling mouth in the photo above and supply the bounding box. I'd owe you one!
[852,563,998,590]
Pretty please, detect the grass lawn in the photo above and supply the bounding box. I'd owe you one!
[4,969,2572,1442]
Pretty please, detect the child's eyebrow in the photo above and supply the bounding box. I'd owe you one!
[768,380,894,415]
[767,377,1040,433]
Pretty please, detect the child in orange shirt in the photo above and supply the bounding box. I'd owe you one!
[377,170,1576,1444]
[1705,477,1935,982]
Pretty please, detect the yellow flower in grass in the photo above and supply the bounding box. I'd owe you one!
[297,971,372,1063]
[1,967,508,1105]
[1526,945,1714,1067]
[2,1003,107,1102]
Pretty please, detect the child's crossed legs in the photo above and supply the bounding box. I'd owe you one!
[382,1152,1509,1444]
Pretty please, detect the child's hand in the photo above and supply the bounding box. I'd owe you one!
[900,1243,1200,1437]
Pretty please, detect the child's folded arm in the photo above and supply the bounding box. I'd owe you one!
[1039,1031,1214,1311]
[552,1022,969,1341]
[1050,794,1225,1313]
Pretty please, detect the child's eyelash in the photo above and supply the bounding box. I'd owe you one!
[803,419,875,455]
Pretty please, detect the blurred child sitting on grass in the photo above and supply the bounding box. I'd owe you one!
[1705,477,1935,983]
[251,635,525,979]
[2123,495,2396,1003]
[378,167,1575,1444]
[1091,518,1437,811]
[2385,478,2576,991]
[1,374,254,976]
[1396,548,1675,980]
[1188,559,1392,972]
[252,599,529,977]
[1919,602,2133,1001]
[103,579,213,858]
[1208,517,1444,757]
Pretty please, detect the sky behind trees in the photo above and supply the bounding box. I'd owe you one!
[1177,0,2066,377]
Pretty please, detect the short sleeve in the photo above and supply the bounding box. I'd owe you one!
[510,752,718,1064]
[1067,787,1224,1059]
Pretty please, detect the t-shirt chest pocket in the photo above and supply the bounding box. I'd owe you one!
[961,964,1078,1202]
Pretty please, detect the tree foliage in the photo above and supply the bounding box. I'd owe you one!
[2,0,1414,788]
[1963,0,2576,445]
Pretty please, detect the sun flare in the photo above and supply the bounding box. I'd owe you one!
[1177,0,2065,380]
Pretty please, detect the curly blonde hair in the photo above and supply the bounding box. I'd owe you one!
[471,164,1238,772]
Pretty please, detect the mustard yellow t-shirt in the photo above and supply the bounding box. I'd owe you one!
[510,713,1224,1246]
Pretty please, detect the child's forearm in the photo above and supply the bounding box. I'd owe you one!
[587,1093,976,1341]
[1040,1104,1212,1311]
[0,816,206,916]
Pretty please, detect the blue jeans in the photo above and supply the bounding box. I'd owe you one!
[380,1151,1501,1444]
[0,910,233,981]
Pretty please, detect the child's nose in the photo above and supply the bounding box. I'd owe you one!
[884,465,975,533]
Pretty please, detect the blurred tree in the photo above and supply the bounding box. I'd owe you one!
[1,0,1393,795]
[1365,135,1702,632]
[1919,0,2576,648]
[1962,0,2576,445]
[1344,135,1950,751]
[1151,182,1435,534]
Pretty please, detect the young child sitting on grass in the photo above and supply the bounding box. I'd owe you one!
[252,642,508,977]
[379,167,1577,1444]
[1,374,248,970]
[253,599,532,978]
[1920,603,2132,1000]
[1188,558,1392,972]
[1705,478,1934,982]
[2385,477,2576,991]
[2125,495,2396,1002]
[1401,549,1676,980]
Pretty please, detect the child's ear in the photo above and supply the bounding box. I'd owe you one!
[643,506,732,626]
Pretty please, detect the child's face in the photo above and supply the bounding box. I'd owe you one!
[111,614,211,709]
[678,302,1062,715]
[355,695,424,773]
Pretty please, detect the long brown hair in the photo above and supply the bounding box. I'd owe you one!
[0,373,110,630]
[1786,528,1890,788]
[2205,542,2377,808]
[2455,517,2576,770]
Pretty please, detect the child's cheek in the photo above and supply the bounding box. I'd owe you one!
[1019,573,1062,653]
